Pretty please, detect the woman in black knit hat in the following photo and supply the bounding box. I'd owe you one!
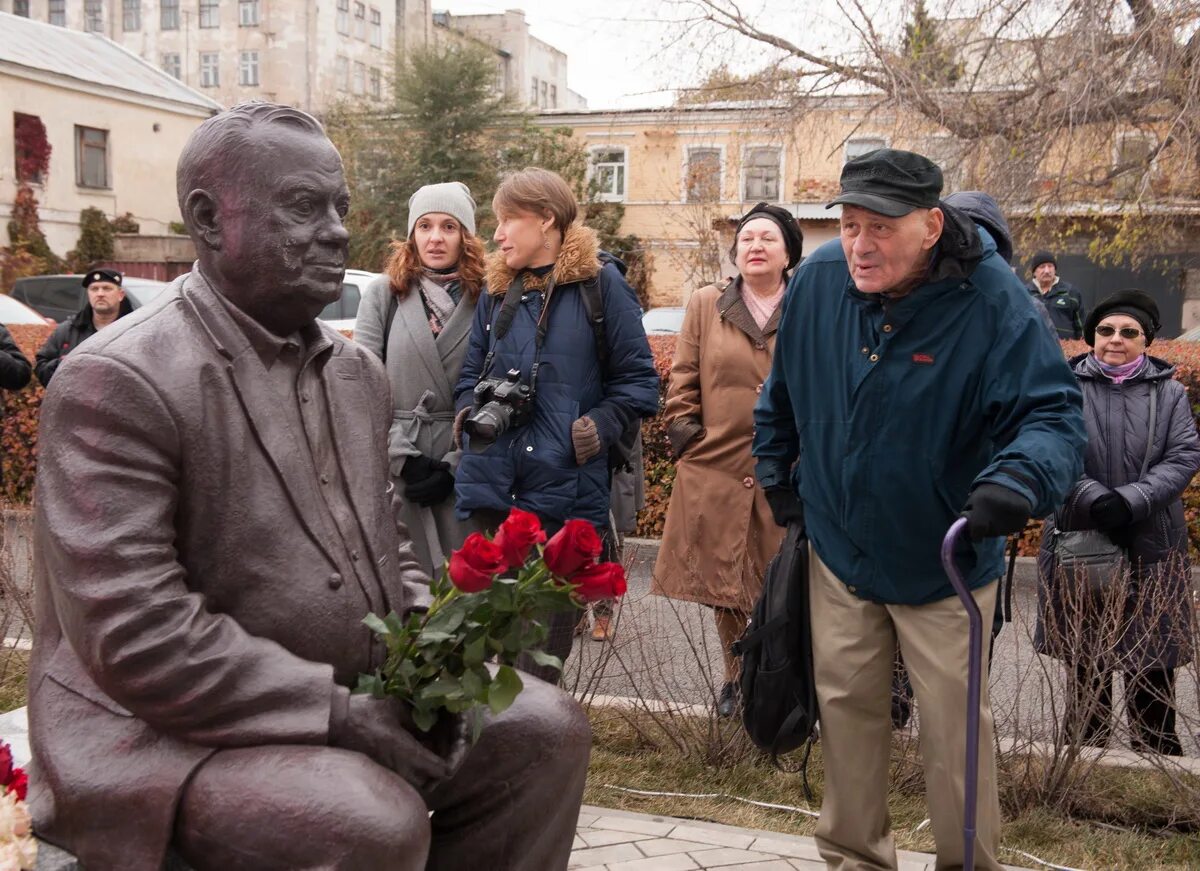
[652,202,803,718]
[1036,290,1200,755]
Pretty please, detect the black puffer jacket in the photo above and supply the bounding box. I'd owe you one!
[1037,353,1200,669]
[0,325,32,396]
[34,299,133,388]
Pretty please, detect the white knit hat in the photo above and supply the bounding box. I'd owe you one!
[407,182,477,236]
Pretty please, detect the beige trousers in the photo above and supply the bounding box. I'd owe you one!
[809,546,1003,871]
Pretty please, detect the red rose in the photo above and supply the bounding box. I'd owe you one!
[543,520,603,578]
[492,508,546,569]
[570,561,628,602]
[0,743,12,786]
[6,768,26,802]
[448,533,506,593]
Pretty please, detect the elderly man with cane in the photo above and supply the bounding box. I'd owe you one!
[753,149,1085,870]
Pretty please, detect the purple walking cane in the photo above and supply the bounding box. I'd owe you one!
[940,516,982,871]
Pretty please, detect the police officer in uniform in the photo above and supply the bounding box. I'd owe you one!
[35,267,132,387]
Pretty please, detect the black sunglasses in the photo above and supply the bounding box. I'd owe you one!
[1095,325,1143,340]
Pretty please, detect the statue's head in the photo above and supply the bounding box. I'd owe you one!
[177,102,350,335]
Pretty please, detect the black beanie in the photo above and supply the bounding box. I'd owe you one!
[731,203,804,270]
[1029,250,1056,273]
[1084,289,1160,347]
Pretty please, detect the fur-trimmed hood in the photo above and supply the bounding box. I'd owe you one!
[486,222,601,296]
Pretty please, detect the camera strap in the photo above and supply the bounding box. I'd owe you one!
[481,274,527,379]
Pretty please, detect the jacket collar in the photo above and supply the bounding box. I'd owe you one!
[1072,351,1177,382]
[485,223,601,296]
[717,276,780,342]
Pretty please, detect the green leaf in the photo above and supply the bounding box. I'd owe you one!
[487,665,523,715]
[527,649,563,672]
[353,672,385,697]
[463,635,487,668]
[460,667,484,700]
[362,612,391,637]
[411,705,438,732]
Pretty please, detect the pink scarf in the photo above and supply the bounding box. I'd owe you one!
[1096,354,1146,384]
[741,282,785,331]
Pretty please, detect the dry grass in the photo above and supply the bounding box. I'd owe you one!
[585,709,1200,870]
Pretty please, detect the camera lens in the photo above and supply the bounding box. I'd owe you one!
[465,402,510,448]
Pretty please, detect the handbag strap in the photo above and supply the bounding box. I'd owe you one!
[1139,382,1158,481]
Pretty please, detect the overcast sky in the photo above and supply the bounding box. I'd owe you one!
[439,0,837,110]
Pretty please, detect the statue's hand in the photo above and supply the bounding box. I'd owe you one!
[331,694,449,790]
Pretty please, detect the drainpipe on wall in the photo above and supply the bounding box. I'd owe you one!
[305,0,314,111]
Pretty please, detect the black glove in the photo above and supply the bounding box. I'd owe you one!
[961,483,1032,541]
[401,455,455,507]
[1091,492,1133,531]
[764,486,804,529]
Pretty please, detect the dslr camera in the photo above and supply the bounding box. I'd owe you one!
[464,368,535,448]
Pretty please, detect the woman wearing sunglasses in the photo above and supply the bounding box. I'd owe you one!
[1036,290,1200,755]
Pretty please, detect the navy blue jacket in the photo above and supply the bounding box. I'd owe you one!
[454,228,658,529]
[753,208,1086,604]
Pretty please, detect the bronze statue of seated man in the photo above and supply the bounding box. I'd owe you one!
[27,102,590,871]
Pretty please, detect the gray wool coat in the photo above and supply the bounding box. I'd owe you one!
[1037,353,1200,670]
[355,274,481,574]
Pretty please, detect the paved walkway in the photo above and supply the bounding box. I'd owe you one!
[572,806,1034,870]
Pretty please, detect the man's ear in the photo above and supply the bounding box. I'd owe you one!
[184,189,221,251]
[922,207,945,251]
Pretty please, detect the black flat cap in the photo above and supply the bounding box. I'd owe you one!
[82,268,123,288]
[827,148,943,217]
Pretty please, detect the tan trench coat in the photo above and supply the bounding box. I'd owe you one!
[651,279,785,612]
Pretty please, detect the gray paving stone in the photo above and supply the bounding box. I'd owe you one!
[607,853,699,871]
[701,862,796,871]
[686,847,781,867]
[747,836,824,861]
[577,828,655,848]
[638,837,729,857]
[667,824,756,850]
[787,859,827,870]
[567,841,645,868]
[588,813,677,836]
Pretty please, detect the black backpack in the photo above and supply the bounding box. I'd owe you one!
[732,522,819,794]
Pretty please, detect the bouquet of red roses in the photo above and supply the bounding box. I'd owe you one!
[0,741,35,871]
[356,508,626,736]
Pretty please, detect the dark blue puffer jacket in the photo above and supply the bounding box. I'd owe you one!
[453,225,659,529]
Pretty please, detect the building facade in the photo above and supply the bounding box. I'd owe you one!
[1,11,220,254]
[0,0,396,111]
[547,101,1200,334]
[436,8,584,111]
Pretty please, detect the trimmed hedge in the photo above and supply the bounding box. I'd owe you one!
[5,323,1200,559]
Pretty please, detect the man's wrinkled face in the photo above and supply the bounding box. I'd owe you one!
[87,281,124,317]
[839,205,943,294]
[1034,261,1057,285]
[213,124,350,332]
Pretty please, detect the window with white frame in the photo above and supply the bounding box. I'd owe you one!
[369,67,382,99]
[239,0,259,26]
[239,50,259,85]
[48,0,66,26]
[75,126,109,189]
[590,148,627,202]
[494,60,505,94]
[353,61,366,95]
[336,0,350,34]
[742,146,781,201]
[336,56,350,92]
[199,0,219,29]
[354,2,366,40]
[161,0,179,29]
[1114,132,1154,197]
[162,52,182,79]
[370,8,382,46]
[685,147,722,203]
[844,137,887,163]
[199,52,220,87]
[123,0,140,31]
[84,0,103,32]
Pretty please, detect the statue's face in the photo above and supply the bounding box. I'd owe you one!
[212,124,350,334]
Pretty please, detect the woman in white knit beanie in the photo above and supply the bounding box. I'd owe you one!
[354,181,488,574]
